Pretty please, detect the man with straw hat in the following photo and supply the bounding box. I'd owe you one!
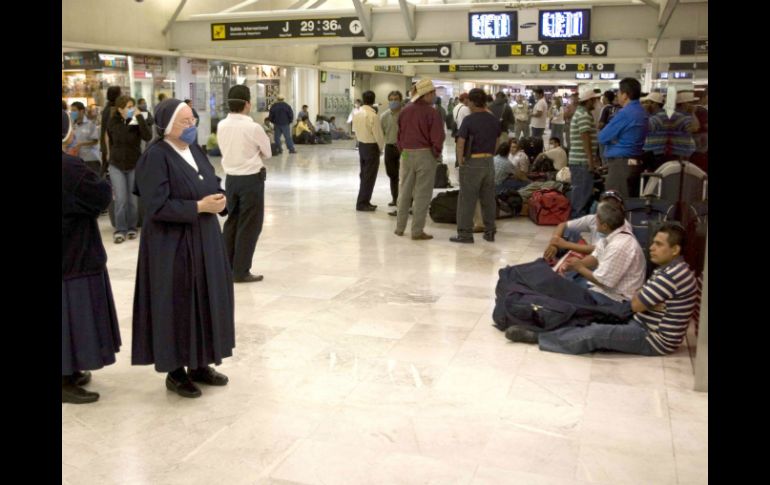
[394,79,446,240]
[568,85,601,218]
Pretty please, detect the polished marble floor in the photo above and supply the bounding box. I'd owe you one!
[63,140,707,485]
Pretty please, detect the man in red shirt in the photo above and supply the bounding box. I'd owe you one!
[394,79,446,240]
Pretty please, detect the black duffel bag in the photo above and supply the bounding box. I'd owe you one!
[429,190,459,223]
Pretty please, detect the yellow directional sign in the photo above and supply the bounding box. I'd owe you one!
[540,64,549,71]
[449,65,457,72]
[212,24,226,40]
[577,64,585,71]
[511,45,522,56]
[390,47,400,57]
[566,44,577,55]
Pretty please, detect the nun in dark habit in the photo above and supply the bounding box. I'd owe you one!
[62,110,122,404]
[132,99,235,398]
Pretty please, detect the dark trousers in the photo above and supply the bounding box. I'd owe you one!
[605,157,642,199]
[274,124,295,152]
[457,157,496,237]
[384,144,400,203]
[357,142,380,208]
[223,171,265,279]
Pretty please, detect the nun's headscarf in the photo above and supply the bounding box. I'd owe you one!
[153,98,187,137]
[62,110,72,143]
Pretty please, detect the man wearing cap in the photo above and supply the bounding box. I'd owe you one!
[512,94,531,141]
[268,94,296,155]
[598,78,649,199]
[544,190,631,260]
[641,92,668,170]
[395,79,446,240]
[451,88,500,244]
[352,90,385,212]
[568,86,601,218]
[218,85,273,283]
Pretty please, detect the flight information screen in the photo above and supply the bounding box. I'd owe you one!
[539,9,591,41]
[468,12,518,43]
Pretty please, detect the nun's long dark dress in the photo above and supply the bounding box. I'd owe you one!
[62,153,122,375]
[131,140,235,372]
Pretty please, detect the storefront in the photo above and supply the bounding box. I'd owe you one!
[320,70,353,128]
[62,51,130,109]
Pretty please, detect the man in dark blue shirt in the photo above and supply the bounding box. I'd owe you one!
[268,94,297,154]
[598,78,649,199]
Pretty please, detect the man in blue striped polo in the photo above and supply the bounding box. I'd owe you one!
[506,223,697,356]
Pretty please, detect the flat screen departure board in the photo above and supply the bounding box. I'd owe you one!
[539,9,591,41]
[468,12,518,43]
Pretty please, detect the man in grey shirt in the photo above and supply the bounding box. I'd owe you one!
[381,90,403,215]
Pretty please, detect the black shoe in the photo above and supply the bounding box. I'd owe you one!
[289,150,297,154]
[165,373,202,398]
[367,204,378,209]
[450,236,474,244]
[504,326,538,344]
[188,366,229,386]
[483,232,495,242]
[70,371,92,387]
[388,201,397,206]
[234,273,264,283]
[388,210,397,216]
[357,206,376,212]
[62,382,99,404]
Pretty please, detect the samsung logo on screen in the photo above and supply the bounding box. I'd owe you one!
[520,22,537,29]
[468,12,518,42]
[539,9,591,41]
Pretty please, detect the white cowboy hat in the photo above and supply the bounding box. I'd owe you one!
[641,92,665,105]
[578,85,601,103]
[675,91,699,104]
[411,78,436,103]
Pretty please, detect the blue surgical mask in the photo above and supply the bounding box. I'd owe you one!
[179,126,197,145]
[126,108,135,118]
[70,111,79,121]
[389,101,401,110]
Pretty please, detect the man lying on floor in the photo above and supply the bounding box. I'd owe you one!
[506,223,697,356]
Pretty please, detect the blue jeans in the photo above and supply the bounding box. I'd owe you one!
[538,319,658,356]
[531,127,545,139]
[550,124,564,145]
[496,178,529,194]
[274,124,295,152]
[108,165,138,234]
[569,165,593,218]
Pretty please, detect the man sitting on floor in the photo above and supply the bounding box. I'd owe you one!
[506,223,697,356]
[544,190,630,260]
[560,201,646,303]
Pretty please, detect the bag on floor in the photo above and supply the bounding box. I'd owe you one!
[528,189,570,225]
[496,188,523,218]
[429,190,459,224]
[434,162,452,188]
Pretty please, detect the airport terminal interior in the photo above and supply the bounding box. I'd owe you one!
[62,1,708,484]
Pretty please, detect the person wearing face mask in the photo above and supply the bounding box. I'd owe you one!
[132,98,234,398]
[62,110,122,404]
[218,85,272,283]
[69,102,101,174]
[380,90,403,214]
[106,95,152,243]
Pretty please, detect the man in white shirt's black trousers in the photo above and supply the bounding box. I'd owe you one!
[217,85,273,283]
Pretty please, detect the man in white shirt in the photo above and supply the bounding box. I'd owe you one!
[452,93,471,138]
[563,202,646,303]
[532,136,568,170]
[530,88,548,141]
[352,90,385,211]
[217,85,273,283]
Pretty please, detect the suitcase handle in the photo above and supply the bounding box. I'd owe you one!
[639,172,663,199]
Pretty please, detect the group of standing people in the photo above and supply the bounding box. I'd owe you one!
[62,84,276,403]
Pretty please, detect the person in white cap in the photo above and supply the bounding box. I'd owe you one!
[567,86,601,218]
[394,78,446,240]
[597,78,649,199]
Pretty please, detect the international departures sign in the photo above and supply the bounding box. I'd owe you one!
[211,17,365,40]
[496,41,607,57]
[352,45,452,60]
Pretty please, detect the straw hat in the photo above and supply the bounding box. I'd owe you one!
[277,94,285,100]
[411,78,436,103]
[675,91,699,104]
[578,85,601,103]
[641,92,665,105]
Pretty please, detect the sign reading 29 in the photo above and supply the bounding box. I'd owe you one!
[295,19,341,32]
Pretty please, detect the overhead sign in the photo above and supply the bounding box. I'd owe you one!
[439,64,510,73]
[496,41,607,57]
[669,62,708,71]
[539,9,591,41]
[63,52,128,70]
[680,39,708,55]
[353,44,452,60]
[374,65,405,73]
[468,12,517,42]
[599,72,618,80]
[211,17,364,40]
[576,73,592,80]
[658,72,694,80]
[538,63,614,72]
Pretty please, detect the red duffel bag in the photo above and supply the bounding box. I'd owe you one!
[528,189,570,225]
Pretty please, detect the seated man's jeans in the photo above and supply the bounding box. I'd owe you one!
[555,227,584,258]
[537,319,659,356]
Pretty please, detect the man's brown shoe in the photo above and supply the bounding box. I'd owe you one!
[411,233,433,240]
